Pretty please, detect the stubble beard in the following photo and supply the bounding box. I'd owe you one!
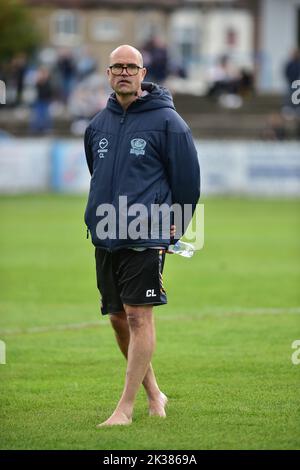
[115,85,137,97]
[116,90,136,96]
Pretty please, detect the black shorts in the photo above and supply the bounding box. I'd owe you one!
[95,248,167,315]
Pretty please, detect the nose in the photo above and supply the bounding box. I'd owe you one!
[121,67,129,76]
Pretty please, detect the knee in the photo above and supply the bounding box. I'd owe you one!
[125,307,152,331]
[126,313,144,331]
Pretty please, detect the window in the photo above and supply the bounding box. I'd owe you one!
[170,12,202,70]
[135,11,164,44]
[90,17,122,42]
[51,10,82,46]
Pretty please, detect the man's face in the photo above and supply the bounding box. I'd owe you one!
[107,49,146,96]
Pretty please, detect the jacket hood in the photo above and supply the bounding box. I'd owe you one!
[106,82,175,114]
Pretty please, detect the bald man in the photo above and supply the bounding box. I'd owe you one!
[84,45,200,426]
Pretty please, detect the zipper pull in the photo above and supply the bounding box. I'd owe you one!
[120,112,126,124]
[86,227,89,239]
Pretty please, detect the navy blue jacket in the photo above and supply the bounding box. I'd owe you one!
[84,82,200,251]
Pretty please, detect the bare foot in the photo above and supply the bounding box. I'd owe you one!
[149,392,168,418]
[96,410,132,428]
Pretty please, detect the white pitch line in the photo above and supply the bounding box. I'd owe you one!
[0,307,299,336]
[0,321,106,336]
[188,306,300,316]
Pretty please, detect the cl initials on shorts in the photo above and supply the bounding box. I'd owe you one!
[146,289,157,297]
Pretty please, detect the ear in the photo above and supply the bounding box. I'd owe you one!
[106,68,110,78]
[142,67,147,80]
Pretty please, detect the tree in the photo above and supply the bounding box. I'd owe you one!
[0,0,40,61]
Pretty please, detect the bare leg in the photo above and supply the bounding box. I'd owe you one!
[97,305,165,427]
[108,310,167,417]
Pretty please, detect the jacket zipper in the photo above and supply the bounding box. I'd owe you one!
[120,111,126,124]
[109,110,127,250]
[111,110,127,199]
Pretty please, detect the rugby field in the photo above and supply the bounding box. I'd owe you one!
[0,194,299,449]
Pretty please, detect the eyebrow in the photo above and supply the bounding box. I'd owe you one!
[110,63,141,66]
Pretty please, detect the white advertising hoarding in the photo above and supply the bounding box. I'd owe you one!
[0,139,299,196]
[0,139,50,193]
[51,139,90,193]
[196,141,300,197]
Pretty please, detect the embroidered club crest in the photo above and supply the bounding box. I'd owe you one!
[130,138,146,156]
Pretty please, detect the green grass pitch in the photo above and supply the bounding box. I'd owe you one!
[0,194,299,449]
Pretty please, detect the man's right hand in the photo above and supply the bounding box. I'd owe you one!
[166,225,176,254]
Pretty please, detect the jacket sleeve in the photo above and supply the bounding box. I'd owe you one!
[165,123,200,240]
[84,126,94,176]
